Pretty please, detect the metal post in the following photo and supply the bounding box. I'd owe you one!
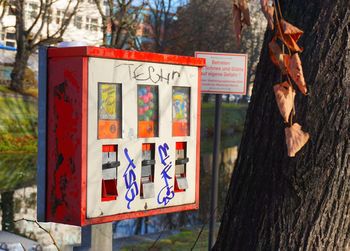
[208,94,222,250]
[74,223,113,251]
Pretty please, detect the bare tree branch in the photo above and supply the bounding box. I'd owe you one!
[32,0,80,47]
[93,0,106,19]
[94,0,144,49]
[14,218,61,251]
[26,0,45,34]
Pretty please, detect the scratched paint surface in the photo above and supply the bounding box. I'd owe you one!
[46,57,85,225]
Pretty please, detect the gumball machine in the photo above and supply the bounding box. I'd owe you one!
[38,46,205,226]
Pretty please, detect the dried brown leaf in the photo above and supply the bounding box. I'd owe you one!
[260,0,274,30]
[286,53,308,95]
[233,5,242,47]
[285,123,309,157]
[277,19,304,52]
[273,81,296,122]
[269,38,288,74]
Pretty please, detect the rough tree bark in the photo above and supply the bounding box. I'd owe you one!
[10,0,27,91]
[214,0,350,250]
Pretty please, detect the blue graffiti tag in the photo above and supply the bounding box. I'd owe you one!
[123,148,139,209]
[157,143,175,206]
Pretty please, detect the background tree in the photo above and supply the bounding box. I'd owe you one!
[1,0,79,91]
[94,0,145,49]
[171,0,265,100]
[146,0,175,53]
[170,0,235,56]
[214,0,350,250]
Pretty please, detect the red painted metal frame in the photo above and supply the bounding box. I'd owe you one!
[46,56,88,226]
[48,46,205,67]
[46,46,204,226]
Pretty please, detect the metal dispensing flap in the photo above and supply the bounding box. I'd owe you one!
[141,164,152,177]
[175,165,185,175]
[102,168,117,180]
[142,182,155,199]
[176,175,189,190]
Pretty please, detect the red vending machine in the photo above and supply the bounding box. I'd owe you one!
[37,46,205,226]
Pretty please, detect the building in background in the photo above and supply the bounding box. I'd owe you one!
[0,0,104,49]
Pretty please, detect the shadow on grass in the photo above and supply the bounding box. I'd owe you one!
[0,94,37,152]
[0,153,37,192]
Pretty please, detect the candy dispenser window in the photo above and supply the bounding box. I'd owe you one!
[98,83,122,139]
[137,85,159,138]
[172,87,190,136]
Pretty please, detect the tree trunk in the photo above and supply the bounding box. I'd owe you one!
[1,191,15,232]
[10,0,30,91]
[10,49,30,91]
[214,0,350,250]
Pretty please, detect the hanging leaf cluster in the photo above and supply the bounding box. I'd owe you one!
[232,0,251,47]
[231,0,310,157]
[263,0,309,157]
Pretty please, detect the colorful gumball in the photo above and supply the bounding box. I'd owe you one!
[143,96,149,103]
[148,92,153,100]
[138,107,145,115]
[146,110,153,118]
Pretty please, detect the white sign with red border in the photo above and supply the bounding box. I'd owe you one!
[195,52,248,95]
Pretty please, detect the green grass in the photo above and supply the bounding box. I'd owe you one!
[0,153,37,192]
[0,85,17,95]
[200,102,248,153]
[121,228,212,251]
[0,96,37,152]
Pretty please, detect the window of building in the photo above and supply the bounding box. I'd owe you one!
[6,32,16,40]
[56,10,63,24]
[29,3,39,19]
[6,41,15,47]
[74,16,83,29]
[86,17,99,32]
